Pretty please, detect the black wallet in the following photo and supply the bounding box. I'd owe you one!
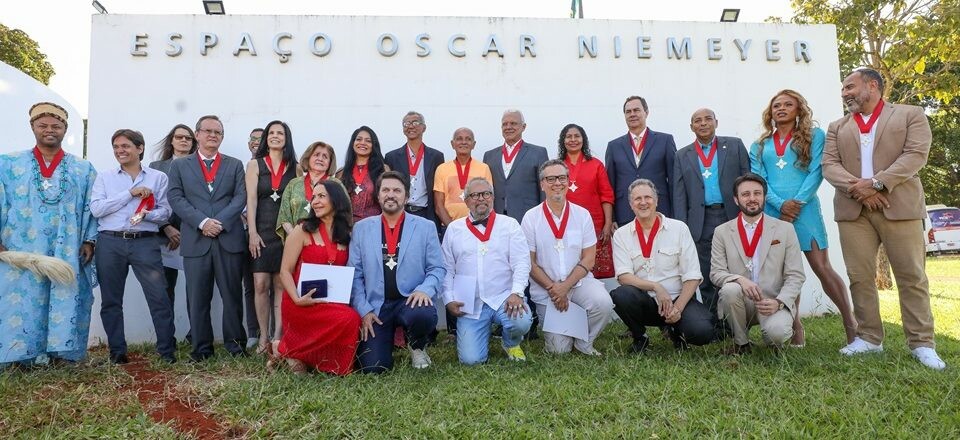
[300,279,328,299]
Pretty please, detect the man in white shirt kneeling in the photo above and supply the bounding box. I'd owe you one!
[441,177,532,364]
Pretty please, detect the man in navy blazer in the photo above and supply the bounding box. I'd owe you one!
[350,171,446,373]
[167,115,249,361]
[606,96,677,225]
[672,108,750,317]
[384,111,445,230]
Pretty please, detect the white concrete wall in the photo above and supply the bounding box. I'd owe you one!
[84,15,847,345]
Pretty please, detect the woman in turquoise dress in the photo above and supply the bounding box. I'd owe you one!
[749,89,857,346]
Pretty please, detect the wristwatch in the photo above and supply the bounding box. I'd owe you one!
[776,299,785,311]
[871,178,885,191]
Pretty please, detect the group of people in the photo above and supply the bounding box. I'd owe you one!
[0,67,946,374]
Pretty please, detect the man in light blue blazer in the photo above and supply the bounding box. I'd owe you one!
[350,171,446,373]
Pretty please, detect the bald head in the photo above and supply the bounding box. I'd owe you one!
[451,127,477,157]
[689,108,718,144]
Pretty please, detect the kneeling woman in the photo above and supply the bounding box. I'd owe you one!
[274,180,361,375]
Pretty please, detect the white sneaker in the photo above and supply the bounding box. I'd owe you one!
[912,347,946,370]
[410,349,432,369]
[839,337,883,356]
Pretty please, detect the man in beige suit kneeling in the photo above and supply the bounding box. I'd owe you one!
[711,173,805,354]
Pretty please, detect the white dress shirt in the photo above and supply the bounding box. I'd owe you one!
[612,213,701,299]
[441,213,530,315]
[407,145,428,208]
[501,139,523,177]
[520,201,597,304]
[90,166,171,232]
[858,112,879,178]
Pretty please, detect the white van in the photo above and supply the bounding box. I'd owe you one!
[925,204,960,255]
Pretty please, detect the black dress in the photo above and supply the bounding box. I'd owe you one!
[252,157,297,272]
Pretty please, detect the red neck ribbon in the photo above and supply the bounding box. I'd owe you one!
[773,131,793,157]
[407,144,425,176]
[382,213,405,256]
[264,155,287,191]
[629,130,649,157]
[694,138,718,168]
[853,100,885,134]
[455,157,472,190]
[564,155,583,187]
[304,174,314,201]
[502,140,524,164]
[352,164,367,187]
[634,215,661,259]
[737,213,765,259]
[543,202,570,240]
[318,222,337,264]
[196,153,222,185]
[465,211,497,242]
[33,147,65,178]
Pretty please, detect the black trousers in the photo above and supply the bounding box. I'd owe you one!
[241,253,260,337]
[96,234,176,357]
[697,206,729,315]
[610,285,714,346]
[356,299,438,374]
[184,244,247,357]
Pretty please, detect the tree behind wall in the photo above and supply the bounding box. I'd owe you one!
[0,23,55,85]
[790,0,960,288]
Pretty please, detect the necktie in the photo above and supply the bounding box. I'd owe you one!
[203,159,214,169]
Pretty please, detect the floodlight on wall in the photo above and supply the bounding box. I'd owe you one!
[92,0,108,14]
[203,0,225,15]
[720,8,740,22]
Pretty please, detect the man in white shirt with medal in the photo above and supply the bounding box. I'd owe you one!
[522,160,613,355]
[610,179,714,353]
[711,173,805,355]
[441,177,532,364]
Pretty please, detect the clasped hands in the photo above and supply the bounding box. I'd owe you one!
[736,277,780,316]
[847,178,889,211]
[202,219,224,238]
[653,284,681,324]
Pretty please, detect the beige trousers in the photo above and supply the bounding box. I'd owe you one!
[837,209,935,349]
[718,283,794,346]
[535,277,614,354]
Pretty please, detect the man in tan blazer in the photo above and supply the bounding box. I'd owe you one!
[711,173,805,354]
[822,67,945,370]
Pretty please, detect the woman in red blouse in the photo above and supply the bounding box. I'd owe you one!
[558,123,615,278]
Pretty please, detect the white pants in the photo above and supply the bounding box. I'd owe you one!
[535,277,614,354]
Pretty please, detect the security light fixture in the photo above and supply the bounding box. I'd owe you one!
[203,0,225,15]
[720,8,741,23]
[92,0,107,14]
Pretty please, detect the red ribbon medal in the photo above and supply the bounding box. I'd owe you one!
[737,212,764,261]
[629,130,648,157]
[634,215,661,259]
[455,157,472,199]
[502,140,524,164]
[264,156,287,191]
[695,138,718,168]
[407,144,425,176]
[197,153,222,191]
[318,223,337,265]
[33,147,65,179]
[773,131,793,157]
[543,202,571,252]
[853,100,885,134]
[382,213,405,270]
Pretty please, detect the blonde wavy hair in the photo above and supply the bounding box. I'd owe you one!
[756,89,815,170]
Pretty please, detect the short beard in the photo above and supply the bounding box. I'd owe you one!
[738,204,764,217]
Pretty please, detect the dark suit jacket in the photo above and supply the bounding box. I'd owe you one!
[605,130,677,224]
[482,141,549,221]
[672,136,750,241]
[167,152,248,257]
[384,144,445,220]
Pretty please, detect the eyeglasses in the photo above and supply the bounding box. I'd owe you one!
[466,191,493,200]
[198,128,224,137]
[402,121,424,128]
[173,134,193,141]
[542,175,569,184]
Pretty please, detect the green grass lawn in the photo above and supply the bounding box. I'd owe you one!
[3,257,959,438]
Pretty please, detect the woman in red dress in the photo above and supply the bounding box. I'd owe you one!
[273,179,361,375]
[558,123,616,278]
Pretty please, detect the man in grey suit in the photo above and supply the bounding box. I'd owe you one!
[673,108,750,319]
[482,109,549,220]
[483,109,548,336]
[167,115,249,361]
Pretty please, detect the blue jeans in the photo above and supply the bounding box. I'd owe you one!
[456,301,532,365]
